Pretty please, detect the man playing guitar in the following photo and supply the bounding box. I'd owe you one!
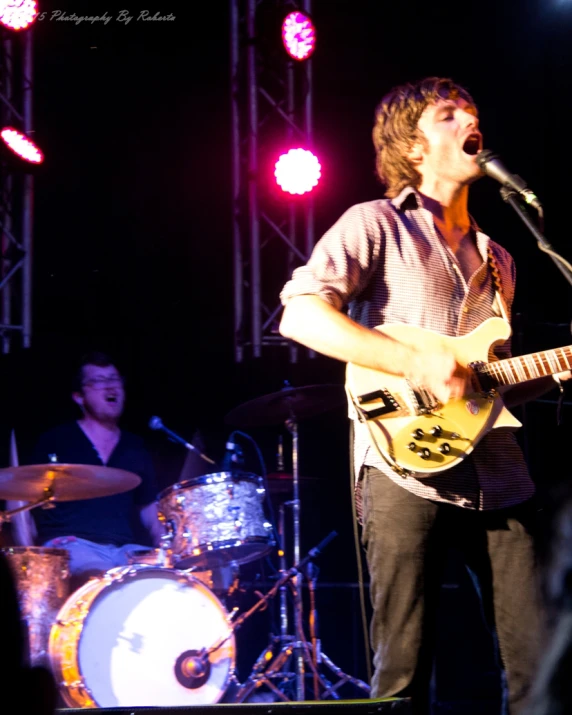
[279,77,566,714]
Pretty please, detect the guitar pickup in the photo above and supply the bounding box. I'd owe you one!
[356,389,401,419]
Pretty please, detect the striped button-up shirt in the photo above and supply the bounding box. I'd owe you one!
[281,186,534,511]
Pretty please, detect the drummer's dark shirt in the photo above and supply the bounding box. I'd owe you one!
[30,422,158,546]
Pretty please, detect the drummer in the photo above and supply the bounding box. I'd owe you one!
[7,352,164,581]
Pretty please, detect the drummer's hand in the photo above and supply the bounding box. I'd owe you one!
[139,501,165,546]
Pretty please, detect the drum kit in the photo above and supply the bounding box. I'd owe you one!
[0,384,370,708]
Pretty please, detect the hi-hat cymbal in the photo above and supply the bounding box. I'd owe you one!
[0,463,142,501]
[225,384,346,427]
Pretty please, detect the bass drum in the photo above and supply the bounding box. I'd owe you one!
[49,566,236,708]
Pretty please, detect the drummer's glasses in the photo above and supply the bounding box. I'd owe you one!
[82,376,124,390]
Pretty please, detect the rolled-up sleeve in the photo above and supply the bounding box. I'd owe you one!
[280,203,384,310]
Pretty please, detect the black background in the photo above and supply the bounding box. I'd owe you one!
[1,0,572,705]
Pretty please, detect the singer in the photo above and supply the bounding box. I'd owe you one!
[279,77,568,714]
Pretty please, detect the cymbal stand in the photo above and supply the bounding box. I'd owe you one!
[0,489,55,531]
[231,415,371,702]
[278,503,289,640]
[288,416,305,700]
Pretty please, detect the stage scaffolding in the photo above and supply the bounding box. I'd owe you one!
[231,0,315,363]
[0,28,34,354]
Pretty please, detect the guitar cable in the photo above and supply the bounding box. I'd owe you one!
[349,419,373,686]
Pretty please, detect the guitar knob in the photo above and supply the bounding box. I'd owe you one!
[439,443,451,455]
[407,442,416,451]
[412,429,424,440]
[430,425,442,437]
[417,448,431,460]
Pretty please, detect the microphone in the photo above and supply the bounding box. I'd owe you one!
[221,434,244,471]
[174,649,211,689]
[148,417,215,465]
[276,435,284,472]
[476,150,541,211]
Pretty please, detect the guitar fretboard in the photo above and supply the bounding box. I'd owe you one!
[477,346,572,386]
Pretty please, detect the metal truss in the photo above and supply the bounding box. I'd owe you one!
[231,0,315,362]
[0,28,34,353]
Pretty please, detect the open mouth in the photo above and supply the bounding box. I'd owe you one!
[105,395,118,404]
[462,133,481,156]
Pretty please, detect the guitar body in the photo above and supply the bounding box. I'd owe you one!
[345,317,522,476]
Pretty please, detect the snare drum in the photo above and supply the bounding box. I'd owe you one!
[158,472,274,569]
[49,565,236,707]
[1,546,70,667]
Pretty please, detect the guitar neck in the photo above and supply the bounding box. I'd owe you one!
[478,346,572,387]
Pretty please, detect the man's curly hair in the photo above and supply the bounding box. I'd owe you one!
[372,77,476,198]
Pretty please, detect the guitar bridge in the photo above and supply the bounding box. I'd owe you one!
[406,381,439,414]
[356,388,401,420]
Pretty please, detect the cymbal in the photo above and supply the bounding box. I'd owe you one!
[0,463,142,502]
[225,384,346,427]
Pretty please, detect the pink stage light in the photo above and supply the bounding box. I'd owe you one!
[275,148,321,195]
[0,0,39,30]
[1,127,44,165]
[281,11,316,61]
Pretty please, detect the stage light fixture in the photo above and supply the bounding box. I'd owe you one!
[0,0,38,31]
[274,148,321,195]
[0,127,44,166]
[281,10,316,61]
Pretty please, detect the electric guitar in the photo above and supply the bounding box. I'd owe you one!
[345,317,570,476]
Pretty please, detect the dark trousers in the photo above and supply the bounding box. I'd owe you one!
[360,466,542,715]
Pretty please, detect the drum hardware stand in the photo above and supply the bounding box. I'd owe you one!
[278,502,289,643]
[204,530,364,702]
[287,417,305,700]
[222,384,368,701]
[0,488,55,530]
[227,414,370,702]
[231,530,370,701]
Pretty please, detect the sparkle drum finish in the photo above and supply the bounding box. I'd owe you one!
[1,546,70,667]
[157,472,274,569]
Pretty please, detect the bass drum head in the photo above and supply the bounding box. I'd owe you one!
[66,567,235,706]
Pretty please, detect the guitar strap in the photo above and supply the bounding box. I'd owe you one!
[486,244,510,323]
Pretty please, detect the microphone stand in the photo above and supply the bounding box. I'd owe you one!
[499,188,572,435]
[500,187,572,289]
[208,530,370,702]
[205,532,337,665]
[304,561,320,700]
[149,417,216,466]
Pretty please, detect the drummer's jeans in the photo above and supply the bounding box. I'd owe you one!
[42,536,149,577]
[360,466,542,715]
